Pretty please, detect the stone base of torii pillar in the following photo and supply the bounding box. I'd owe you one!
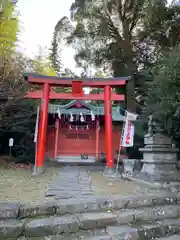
[32,166,45,176]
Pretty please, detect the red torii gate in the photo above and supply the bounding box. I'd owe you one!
[24,73,130,174]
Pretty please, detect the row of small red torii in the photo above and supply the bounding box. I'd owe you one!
[24,73,130,172]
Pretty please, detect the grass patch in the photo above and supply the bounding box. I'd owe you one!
[89,172,144,196]
[0,166,59,203]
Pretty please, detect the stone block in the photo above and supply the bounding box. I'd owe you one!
[115,205,180,225]
[18,234,78,239]
[157,235,180,240]
[123,159,136,174]
[84,236,111,240]
[109,193,180,210]
[144,133,172,146]
[138,218,180,239]
[24,215,79,237]
[0,219,23,239]
[97,199,114,211]
[55,193,74,199]
[74,229,111,240]
[77,212,117,229]
[56,198,103,215]
[19,202,56,219]
[0,202,20,219]
[83,200,101,212]
[105,218,180,240]
[55,199,87,215]
[106,225,138,240]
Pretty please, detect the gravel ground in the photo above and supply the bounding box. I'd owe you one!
[90,171,149,196]
[0,166,59,203]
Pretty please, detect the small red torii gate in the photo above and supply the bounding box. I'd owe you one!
[24,73,130,174]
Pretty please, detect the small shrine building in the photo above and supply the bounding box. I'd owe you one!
[46,100,125,161]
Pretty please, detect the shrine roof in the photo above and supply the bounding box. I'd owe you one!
[23,73,130,87]
[48,100,126,121]
[57,100,95,109]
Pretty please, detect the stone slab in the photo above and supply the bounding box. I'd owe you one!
[115,204,180,225]
[16,218,180,239]
[0,219,23,239]
[0,202,20,219]
[77,212,117,229]
[49,186,91,190]
[19,202,56,219]
[84,236,111,240]
[106,225,138,240]
[156,236,180,240]
[24,215,79,237]
[48,187,82,190]
[45,191,77,197]
[132,174,180,189]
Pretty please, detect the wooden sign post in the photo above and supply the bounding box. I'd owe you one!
[9,138,14,157]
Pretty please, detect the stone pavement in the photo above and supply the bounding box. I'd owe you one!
[45,166,94,199]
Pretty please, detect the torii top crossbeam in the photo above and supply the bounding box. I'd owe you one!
[24,73,130,87]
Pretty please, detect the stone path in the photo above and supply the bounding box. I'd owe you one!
[45,166,94,199]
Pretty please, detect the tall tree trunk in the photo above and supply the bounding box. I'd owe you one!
[120,35,136,113]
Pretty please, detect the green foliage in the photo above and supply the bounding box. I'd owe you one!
[50,31,62,76]
[49,16,73,76]
[147,44,180,141]
[0,53,37,163]
[0,47,59,162]
[0,0,19,63]
[32,49,56,76]
[55,0,180,112]
[0,100,36,163]
[140,1,180,50]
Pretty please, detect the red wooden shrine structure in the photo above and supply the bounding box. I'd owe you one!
[47,100,125,160]
[24,73,130,173]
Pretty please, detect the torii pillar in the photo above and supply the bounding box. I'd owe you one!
[33,83,50,175]
[104,85,113,168]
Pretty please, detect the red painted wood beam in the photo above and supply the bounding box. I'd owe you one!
[26,91,125,101]
[54,119,60,159]
[104,85,113,168]
[95,119,100,161]
[36,83,50,171]
[27,76,126,87]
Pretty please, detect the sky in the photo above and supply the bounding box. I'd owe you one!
[17,0,77,72]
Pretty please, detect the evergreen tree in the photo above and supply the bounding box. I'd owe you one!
[49,31,62,76]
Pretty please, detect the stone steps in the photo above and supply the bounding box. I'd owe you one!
[0,192,178,220]
[48,159,104,167]
[15,219,180,239]
[1,203,180,239]
[1,192,180,239]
